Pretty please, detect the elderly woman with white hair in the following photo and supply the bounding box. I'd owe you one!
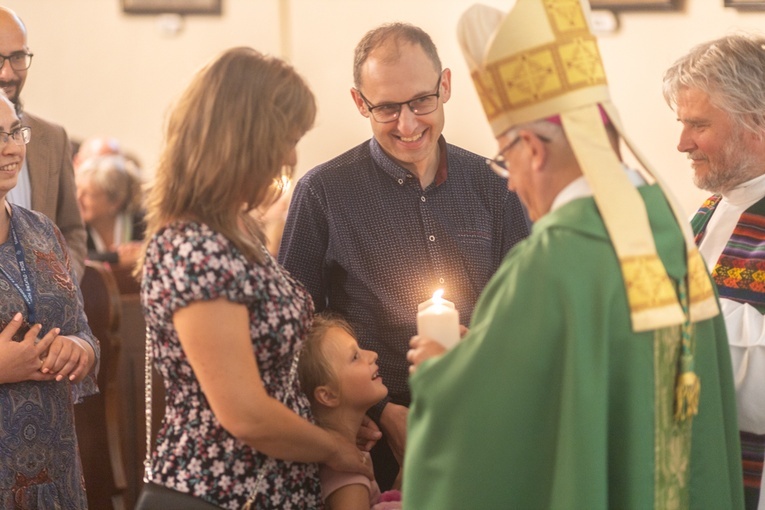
[75,153,144,268]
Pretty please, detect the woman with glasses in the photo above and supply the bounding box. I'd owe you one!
[136,47,371,509]
[0,90,99,509]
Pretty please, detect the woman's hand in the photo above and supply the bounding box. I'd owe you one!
[0,313,59,384]
[42,334,95,383]
[356,415,382,452]
[407,335,447,374]
[325,430,374,480]
[116,241,143,268]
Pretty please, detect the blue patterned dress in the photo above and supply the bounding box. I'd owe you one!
[141,221,322,509]
[0,205,99,509]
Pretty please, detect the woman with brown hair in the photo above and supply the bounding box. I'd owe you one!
[137,47,371,509]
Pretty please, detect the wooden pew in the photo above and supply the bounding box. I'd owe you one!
[110,264,141,295]
[76,260,128,510]
[110,264,165,510]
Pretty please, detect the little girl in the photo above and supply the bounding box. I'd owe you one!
[299,314,402,510]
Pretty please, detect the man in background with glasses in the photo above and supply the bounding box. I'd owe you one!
[279,22,529,491]
[0,6,85,280]
[404,1,744,508]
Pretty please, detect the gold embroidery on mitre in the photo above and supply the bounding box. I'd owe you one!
[498,48,563,107]
[468,0,607,122]
[558,37,606,87]
[471,69,503,119]
[622,254,679,312]
[544,0,588,34]
[476,33,606,121]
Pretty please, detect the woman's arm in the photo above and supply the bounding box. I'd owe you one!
[325,483,371,510]
[174,297,371,476]
[48,217,100,383]
[42,334,95,383]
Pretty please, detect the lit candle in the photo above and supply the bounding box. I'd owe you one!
[417,289,460,349]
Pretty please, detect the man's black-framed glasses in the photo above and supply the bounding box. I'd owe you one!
[0,52,33,71]
[357,74,442,123]
[486,133,551,179]
[0,126,31,147]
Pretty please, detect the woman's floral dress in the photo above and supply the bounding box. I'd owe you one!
[141,221,322,509]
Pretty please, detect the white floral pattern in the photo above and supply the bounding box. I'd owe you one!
[141,221,321,509]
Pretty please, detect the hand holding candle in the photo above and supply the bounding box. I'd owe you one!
[416,289,460,349]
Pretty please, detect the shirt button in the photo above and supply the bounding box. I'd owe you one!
[398,179,404,185]
[421,196,426,202]
[429,235,435,242]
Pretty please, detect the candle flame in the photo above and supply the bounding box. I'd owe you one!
[432,289,444,304]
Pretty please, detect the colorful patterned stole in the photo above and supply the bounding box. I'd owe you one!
[693,194,765,312]
[691,194,765,495]
[690,195,721,245]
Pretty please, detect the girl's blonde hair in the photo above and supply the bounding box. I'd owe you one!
[298,313,356,406]
[140,46,316,267]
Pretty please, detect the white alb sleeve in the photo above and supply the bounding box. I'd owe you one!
[720,298,765,435]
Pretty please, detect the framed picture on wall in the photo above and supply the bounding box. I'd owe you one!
[725,0,765,9]
[590,0,681,10]
[122,0,222,15]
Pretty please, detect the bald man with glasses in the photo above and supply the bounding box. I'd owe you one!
[279,22,529,491]
[0,6,85,280]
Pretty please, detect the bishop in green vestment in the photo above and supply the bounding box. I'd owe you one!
[405,184,743,509]
[403,1,744,509]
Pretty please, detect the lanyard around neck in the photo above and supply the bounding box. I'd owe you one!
[0,212,37,324]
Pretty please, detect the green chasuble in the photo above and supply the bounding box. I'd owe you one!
[404,184,743,509]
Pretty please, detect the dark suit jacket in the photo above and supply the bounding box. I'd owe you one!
[22,111,86,280]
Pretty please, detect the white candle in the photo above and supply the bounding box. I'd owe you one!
[417,289,460,349]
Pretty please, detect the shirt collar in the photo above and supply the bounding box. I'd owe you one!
[550,165,646,213]
[721,172,765,207]
[434,136,448,186]
[369,135,449,187]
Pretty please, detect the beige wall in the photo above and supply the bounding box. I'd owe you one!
[4,0,765,215]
